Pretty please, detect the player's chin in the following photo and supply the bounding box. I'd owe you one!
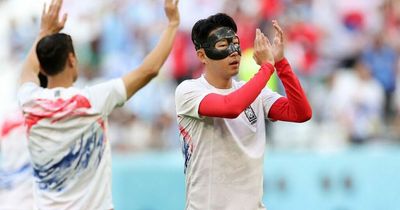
[228,68,239,77]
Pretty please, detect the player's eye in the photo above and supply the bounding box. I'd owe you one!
[215,39,229,50]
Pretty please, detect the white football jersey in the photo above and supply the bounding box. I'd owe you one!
[175,76,281,210]
[18,79,126,210]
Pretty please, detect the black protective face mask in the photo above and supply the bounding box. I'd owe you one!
[201,27,241,60]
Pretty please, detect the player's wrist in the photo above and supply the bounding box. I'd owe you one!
[274,57,288,68]
[168,20,179,28]
[261,60,275,67]
[38,29,54,38]
[260,62,275,73]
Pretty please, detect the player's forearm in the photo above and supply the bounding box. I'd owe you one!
[268,58,312,122]
[199,63,274,118]
[122,23,178,98]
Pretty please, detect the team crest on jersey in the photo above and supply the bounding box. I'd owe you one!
[244,106,257,124]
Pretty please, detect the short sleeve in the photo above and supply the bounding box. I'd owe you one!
[261,87,282,119]
[175,80,210,119]
[85,79,127,116]
[17,82,41,107]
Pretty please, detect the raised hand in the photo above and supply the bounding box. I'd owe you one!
[164,0,180,27]
[272,20,284,62]
[253,28,275,66]
[19,0,67,85]
[122,0,180,99]
[40,0,67,35]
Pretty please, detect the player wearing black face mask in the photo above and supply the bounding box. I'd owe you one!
[175,13,311,210]
[194,27,241,60]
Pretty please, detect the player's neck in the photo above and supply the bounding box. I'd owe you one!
[47,71,74,89]
[204,71,232,89]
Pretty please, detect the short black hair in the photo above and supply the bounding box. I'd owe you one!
[36,33,75,76]
[38,72,47,88]
[191,13,237,50]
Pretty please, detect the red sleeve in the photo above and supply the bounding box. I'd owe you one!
[199,63,275,118]
[268,58,312,122]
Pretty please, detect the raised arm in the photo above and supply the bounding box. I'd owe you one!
[267,20,312,122]
[122,0,180,99]
[19,0,67,86]
[198,29,275,118]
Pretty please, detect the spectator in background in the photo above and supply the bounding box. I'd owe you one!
[346,59,385,143]
[362,32,398,123]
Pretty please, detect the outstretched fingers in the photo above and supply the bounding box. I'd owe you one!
[47,0,62,17]
[48,0,55,16]
[60,13,68,28]
[257,29,271,50]
[164,0,180,22]
[40,0,67,34]
[272,20,283,43]
[165,0,173,8]
[42,3,47,17]
[54,0,63,16]
[263,32,272,48]
[254,28,261,51]
[166,0,179,10]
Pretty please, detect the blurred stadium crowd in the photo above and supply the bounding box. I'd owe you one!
[1,0,400,152]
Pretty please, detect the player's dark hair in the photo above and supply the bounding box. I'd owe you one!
[38,72,48,88]
[191,13,237,50]
[36,33,75,76]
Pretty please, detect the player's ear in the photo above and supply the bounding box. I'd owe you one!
[67,53,77,69]
[196,49,207,64]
